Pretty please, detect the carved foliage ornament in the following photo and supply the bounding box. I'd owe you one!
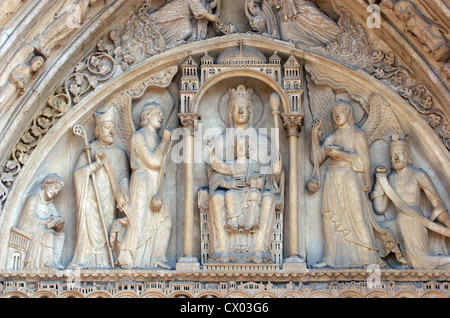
[0,60,177,212]
[366,50,450,150]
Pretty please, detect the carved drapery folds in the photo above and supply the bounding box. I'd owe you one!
[0,0,449,296]
[377,0,450,63]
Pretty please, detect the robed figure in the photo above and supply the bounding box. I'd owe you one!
[69,107,130,269]
[372,134,450,269]
[311,101,386,268]
[206,85,284,264]
[150,0,220,46]
[128,103,173,269]
[273,0,341,47]
[17,174,65,270]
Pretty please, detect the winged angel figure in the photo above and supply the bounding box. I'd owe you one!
[107,68,177,269]
[306,80,408,268]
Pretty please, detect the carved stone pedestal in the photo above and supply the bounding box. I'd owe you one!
[176,257,201,273]
[283,256,308,273]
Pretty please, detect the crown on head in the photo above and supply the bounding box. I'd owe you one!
[390,132,409,150]
[229,85,253,102]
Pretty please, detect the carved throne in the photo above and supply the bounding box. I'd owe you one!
[198,187,283,269]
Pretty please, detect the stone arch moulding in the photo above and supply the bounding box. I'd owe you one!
[0,34,449,268]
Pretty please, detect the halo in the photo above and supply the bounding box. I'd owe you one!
[132,88,174,129]
[217,89,265,128]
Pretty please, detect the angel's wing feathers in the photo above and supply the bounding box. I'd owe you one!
[306,74,336,141]
[362,93,403,145]
[110,92,135,153]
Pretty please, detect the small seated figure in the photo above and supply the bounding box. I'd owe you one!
[16,174,65,270]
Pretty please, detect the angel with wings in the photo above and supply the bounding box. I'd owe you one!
[111,96,174,270]
[308,92,406,269]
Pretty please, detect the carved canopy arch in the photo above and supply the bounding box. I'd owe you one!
[0,34,449,268]
[190,68,292,114]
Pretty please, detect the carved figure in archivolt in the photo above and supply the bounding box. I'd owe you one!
[15,174,65,270]
[245,0,280,38]
[372,134,450,269]
[151,0,220,45]
[247,0,341,47]
[196,0,223,40]
[116,102,173,269]
[0,56,45,116]
[34,0,103,57]
[121,0,238,60]
[69,107,130,269]
[122,0,220,58]
[380,0,450,62]
[206,85,284,264]
[309,98,405,269]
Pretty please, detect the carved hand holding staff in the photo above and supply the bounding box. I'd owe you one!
[73,124,115,268]
[150,128,173,213]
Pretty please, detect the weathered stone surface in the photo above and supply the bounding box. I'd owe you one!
[0,0,448,299]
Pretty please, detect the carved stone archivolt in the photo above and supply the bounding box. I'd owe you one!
[0,0,449,298]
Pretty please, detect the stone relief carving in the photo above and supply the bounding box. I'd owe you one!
[205,85,284,264]
[0,2,448,295]
[0,90,71,212]
[372,133,450,269]
[273,0,341,47]
[315,3,373,69]
[366,50,450,150]
[0,0,105,112]
[309,100,401,269]
[378,0,450,63]
[120,0,234,61]
[69,107,131,269]
[33,0,103,58]
[9,174,65,270]
[120,102,173,269]
[0,277,449,298]
[244,0,342,48]
[245,0,281,38]
[2,44,447,275]
[0,55,45,116]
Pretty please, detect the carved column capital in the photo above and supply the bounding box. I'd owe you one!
[282,113,304,137]
[179,113,200,135]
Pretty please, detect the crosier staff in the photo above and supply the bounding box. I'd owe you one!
[73,124,115,268]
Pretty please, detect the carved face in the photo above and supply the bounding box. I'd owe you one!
[391,146,410,171]
[97,122,115,145]
[31,59,44,72]
[148,108,164,130]
[234,137,249,160]
[332,105,350,127]
[43,183,62,201]
[231,98,251,126]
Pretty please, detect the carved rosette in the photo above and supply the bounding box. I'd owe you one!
[281,113,304,136]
